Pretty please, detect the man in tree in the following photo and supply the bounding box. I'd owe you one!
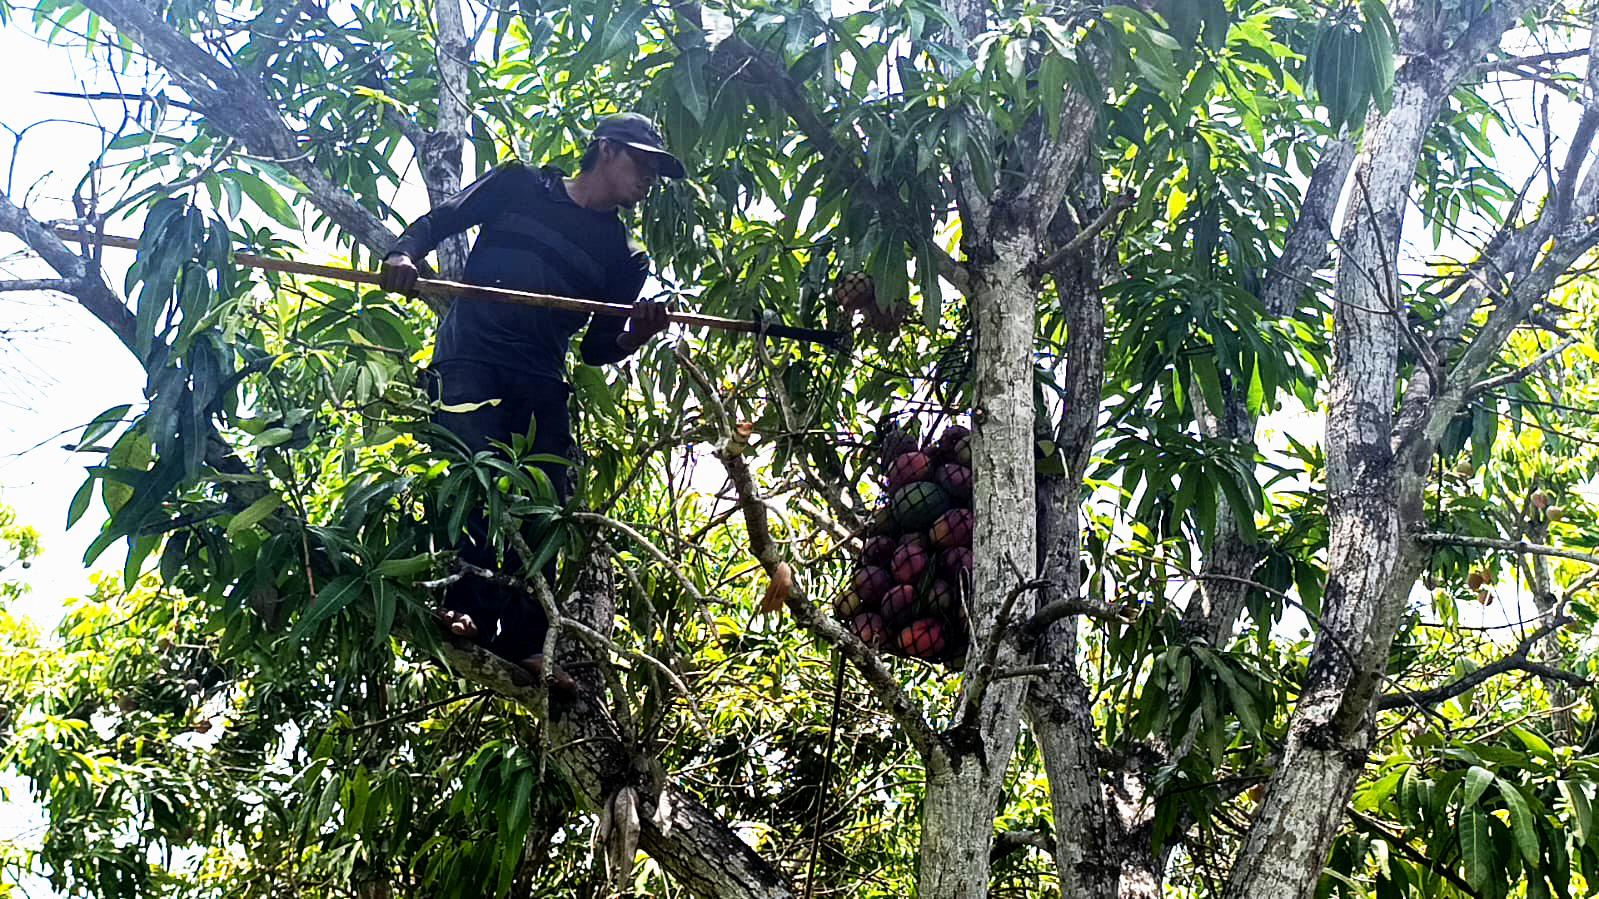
[380,112,686,672]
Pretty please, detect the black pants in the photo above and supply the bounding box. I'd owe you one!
[432,361,575,660]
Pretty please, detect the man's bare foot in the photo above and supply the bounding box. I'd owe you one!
[432,608,480,641]
[519,654,577,692]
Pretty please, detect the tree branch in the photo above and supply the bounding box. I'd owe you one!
[79,0,402,261]
[1396,205,1599,457]
[1028,193,1134,282]
[1015,70,1103,233]
[0,193,137,350]
[1262,138,1356,315]
[1377,615,1588,710]
[1478,48,1590,73]
[1415,532,1599,568]
[956,576,1042,732]
[0,278,76,293]
[1552,22,1599,222]
[418,0,471,277]
[1023,163,1120,899]
[989,828,1056,864]
[1023,594,1127,636]
[571,511,711,608]
[1468,337,1577,394]
[672,344,944,762]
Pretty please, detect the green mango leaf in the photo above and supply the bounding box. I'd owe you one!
[374,554,434,578]
[66,476,95,529]
[229,169,301,229]
[292,575,364,638]
[1496,778,1541,865]
[1459,809,1495,892]
[226,494,283,537]
[1462,765,1494,808]
[1559,781,1593,846]
[675,48,710,123]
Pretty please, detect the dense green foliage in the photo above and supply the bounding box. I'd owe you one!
[1,0,1598,897]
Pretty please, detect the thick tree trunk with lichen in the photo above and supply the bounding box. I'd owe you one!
[916,241,1037,898]
[1222,56,1463,899]
[1025,187,1119,899]
[1029,479,1117,899]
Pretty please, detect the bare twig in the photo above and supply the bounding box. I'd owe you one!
[36,88,203,114]
[1468,337,1578,394]
[1415,532,1599,568]
[571,511,710,607]
[346,689,491,732]
[1028,192,1135,281]
[1378,614,1589,710]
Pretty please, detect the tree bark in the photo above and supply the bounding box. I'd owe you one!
[1184,387,1260,645]
[1028,480,1115,899]
[418,0,471,278]
[1223,12,1523,890]
[1025,185,1117,899]
[917,237,1037,899]
[0,198,136,351]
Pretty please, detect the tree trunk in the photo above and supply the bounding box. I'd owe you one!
[1184,388,1261,645]
[420,0,471,278]
[1029,478,1115,899]
[1225,6,1555,888]
[1223,68,1450,899]
[917,239,1037,898]
[1026,198,1117,899]
[1182,138,1354,646]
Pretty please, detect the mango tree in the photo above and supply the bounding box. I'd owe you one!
[2,0,1599,897]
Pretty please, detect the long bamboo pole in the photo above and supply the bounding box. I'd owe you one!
[50,225,845,349]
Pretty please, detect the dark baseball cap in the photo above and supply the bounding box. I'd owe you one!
[592,113,686,179]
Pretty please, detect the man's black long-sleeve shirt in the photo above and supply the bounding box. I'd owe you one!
[389,162,648,382]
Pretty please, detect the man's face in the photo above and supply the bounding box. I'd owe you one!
[607,141,661,206]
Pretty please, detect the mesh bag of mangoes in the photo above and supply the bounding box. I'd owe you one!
[835,423,974,666]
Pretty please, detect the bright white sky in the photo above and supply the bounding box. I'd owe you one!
[0,10,1591,898]
[0,24,138,895]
